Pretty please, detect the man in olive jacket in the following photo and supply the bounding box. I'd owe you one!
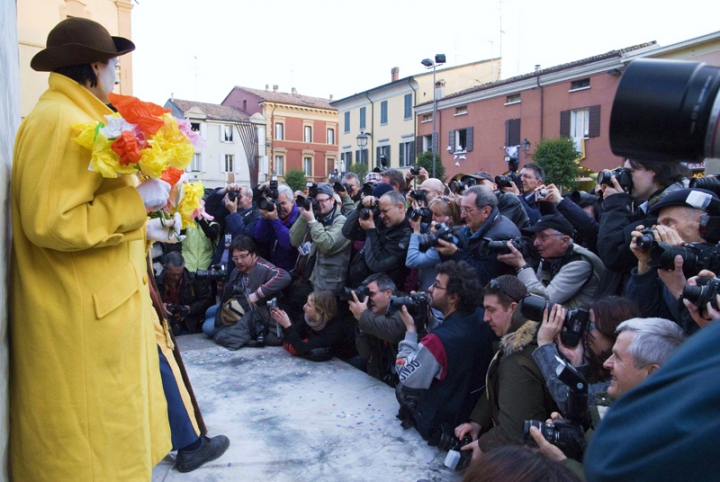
[455,276,558,459]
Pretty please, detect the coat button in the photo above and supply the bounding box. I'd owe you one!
[143,276,148,285]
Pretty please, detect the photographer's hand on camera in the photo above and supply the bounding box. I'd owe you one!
[358,210,376,230]
[630,224,653,273]
[348,291,369,320]
[529,425,568,462]
[544,184,563,204]
[657,255,687,299]
[270,307,292,329]
[260,204,279,221]
[299,205,315,223]
[399,305,416,333]
[503,181,521,196]
[538,305,585,367]
[683,271,720,327]
[224,194,238,214]
[434,238,458,257]
[600,175,624,198]
[497,240,527,269]
[409,211,422,234]
[455,421,481,441]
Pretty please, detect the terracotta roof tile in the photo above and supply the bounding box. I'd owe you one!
[169,99,250,122]
[234,86,336,110]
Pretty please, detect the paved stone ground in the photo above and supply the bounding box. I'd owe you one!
[152,335,462,482]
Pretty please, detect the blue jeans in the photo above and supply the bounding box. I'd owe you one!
[202,304,223,338]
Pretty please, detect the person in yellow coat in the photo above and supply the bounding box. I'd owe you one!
[10,18,226,480]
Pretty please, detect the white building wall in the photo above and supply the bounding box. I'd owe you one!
[185,121,251,189]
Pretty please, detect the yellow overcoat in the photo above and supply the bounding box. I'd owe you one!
[10,73,171,480]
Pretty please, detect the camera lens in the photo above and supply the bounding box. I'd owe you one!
[610,59,720,162]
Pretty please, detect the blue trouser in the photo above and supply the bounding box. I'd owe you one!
[158,346,199,450]
[203,304,224,338]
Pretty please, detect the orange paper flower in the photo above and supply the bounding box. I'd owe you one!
[161,167,184,187]
[111,130,142,166]
[108,93,169,135]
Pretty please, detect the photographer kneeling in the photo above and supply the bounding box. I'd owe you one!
[270,290,356,362]
[204,236,291,350]
[395,261,495,444]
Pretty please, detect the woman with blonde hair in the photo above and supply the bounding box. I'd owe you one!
[271,290,356,361]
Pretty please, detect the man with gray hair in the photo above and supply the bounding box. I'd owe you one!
[338,172,363,214]
[435,185,520,285]
[253,182,300,272]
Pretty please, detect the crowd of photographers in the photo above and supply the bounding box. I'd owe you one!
[151,157,720,481]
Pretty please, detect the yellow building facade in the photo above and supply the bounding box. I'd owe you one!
[332,58,501,172]
[17,0,134,118]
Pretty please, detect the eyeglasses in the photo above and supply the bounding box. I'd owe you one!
[316,196,333,204]
[231,253,252,262]
[461,206,478,214]
[489,278,519,302]
[431,281,447,291]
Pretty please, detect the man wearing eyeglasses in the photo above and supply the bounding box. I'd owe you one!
[395,261,495,441]
[435,185,520,285]
[290,183,351,295]
[497,214,602,308]
[206,236,291,350]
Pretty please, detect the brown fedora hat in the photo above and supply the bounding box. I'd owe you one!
[31,17,135,72]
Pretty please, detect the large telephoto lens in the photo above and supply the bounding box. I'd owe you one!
[610,59,720,162]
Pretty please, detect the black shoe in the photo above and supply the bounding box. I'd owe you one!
[175,434,230,473]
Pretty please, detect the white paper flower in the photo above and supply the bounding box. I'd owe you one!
[100,115,137,139]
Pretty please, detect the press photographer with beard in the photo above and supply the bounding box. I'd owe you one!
[395,261,495,442]
[596,159,690,297]
[337,172,363,214]
[348,273,406,385]
[253,183,299,272]
[532,297,641,413]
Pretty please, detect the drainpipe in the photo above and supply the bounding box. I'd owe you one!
[536,74,544,139]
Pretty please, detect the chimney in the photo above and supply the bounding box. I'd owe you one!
[329,94,333,101]
[273,84,279,92]
[391,67,400,82]
[265,84,269,91]
[171,92,174,101]
[291,87,297,95]
[534,64,541,72]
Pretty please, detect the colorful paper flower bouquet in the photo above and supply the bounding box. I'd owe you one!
[73,93,210,229]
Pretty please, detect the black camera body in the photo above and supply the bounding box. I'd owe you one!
[256,177,281,212]
[409,189,428,205]
[520,294,590,347]
[408,206,432,225]
[227,190,241,202]
[523,360,589,461]
[339,286,369,302]
[495,175,513,189]
[409,167,421,176]
[295,194,319,211]
[418,223,454,250]
[306,181,318,198]
[361,182,375,196]
[196,264,227,282]
[682,276,720,311]
[648,241,720,278]
[634,228,656,251]
[388,293,430,316]
[333,181,353,195]
[434,431,473,471]
[484,236,539,267]
[598,167,634,193]
[360,200,380,221]
[167,304,189,318]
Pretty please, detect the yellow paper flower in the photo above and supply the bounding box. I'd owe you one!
[91,131,137,178]
[176,181,204,229]
[138,135,172,178]
[158,114,194,170]
[73,122,99,151]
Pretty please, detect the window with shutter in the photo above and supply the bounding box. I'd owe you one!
[344,112,350,133]
[448,130,455,150]
[380,101,388,125]
[409,140,415,165]
[571,109,590,138]
[404,94,412,120]
[588,105,601,137]
[505,119,521,146]
[416,137,424,157]
[465,127,474,152]
[360,107,366,130]
[399,143,405,166]
[347,151,352,165]
[560,110,571,137]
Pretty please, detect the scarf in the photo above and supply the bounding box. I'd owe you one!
[305,314,328,332]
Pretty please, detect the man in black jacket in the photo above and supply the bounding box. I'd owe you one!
[156,252,214,335]
[204,184,261,267]
[469,171,530,229]
[342,190,412,289]
[596,159,690,297]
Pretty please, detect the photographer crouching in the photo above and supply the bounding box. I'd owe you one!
[395,261,495,454]
[269,289,356,362]
[204,236,291,350]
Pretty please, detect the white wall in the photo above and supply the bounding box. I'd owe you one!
[186,122,251,189]
[0,0,19,479]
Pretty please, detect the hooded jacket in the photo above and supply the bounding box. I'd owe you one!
[471,319,558,451]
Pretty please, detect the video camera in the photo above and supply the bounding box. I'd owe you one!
[520,294,590,347]
[648,241,720,278]
[609,58,720,163]
[683,276,720,311]
[196,264,228,282]
[523,358,589,461]
[598,167,634,194]
[256,176,280,212]
[418,223,454,250]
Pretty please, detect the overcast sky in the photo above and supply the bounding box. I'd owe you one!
[131,0,719,106]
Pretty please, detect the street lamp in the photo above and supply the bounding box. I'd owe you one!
[421,54,446,178]
[520,138,531,158]
[356,131,371,169]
